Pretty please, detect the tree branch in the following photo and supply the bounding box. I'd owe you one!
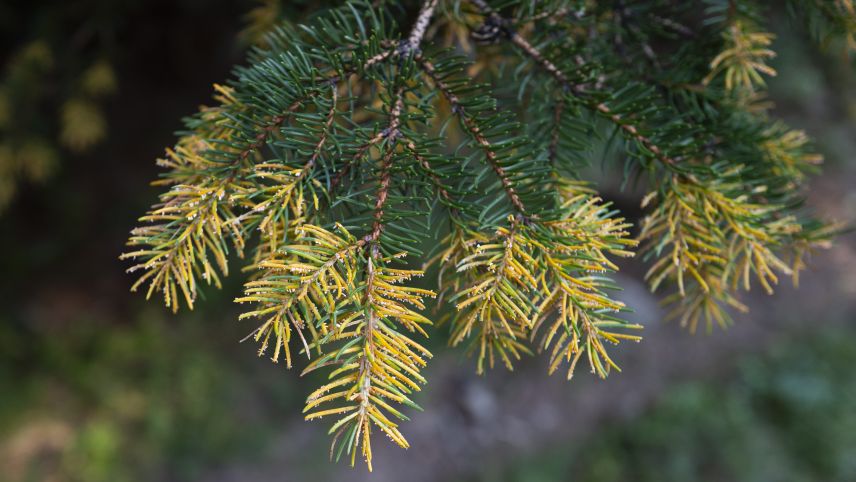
[416,55,529,217]
[403,139,456,210]
[366,90,405,247]
[467,0,678,167]
[405,0,440,52]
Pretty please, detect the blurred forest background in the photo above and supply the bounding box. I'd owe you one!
[1,1,855,481]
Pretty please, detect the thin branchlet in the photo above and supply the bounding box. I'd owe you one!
[416,55,529,217]
[406,0,439,52]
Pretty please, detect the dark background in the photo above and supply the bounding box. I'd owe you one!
[1,2,855,481]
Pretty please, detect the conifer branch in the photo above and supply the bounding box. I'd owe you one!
[404,139,456,210]
[120,0,839,470]
[406,0,440,52]
[235,84,339,229]
[365,95,402,245]
[122,94,317,312]
[416,56,529,216]
[329,129,388,193]
[549,98,565,166]
[467,0,680,168]
[451,220,535,373]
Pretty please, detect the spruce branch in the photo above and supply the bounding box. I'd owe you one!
[121,93,317,312]
[451,219,536,373]
[406,0,440,52]
[466,0,681,168]
[548,97,566,166]
[234,84,339,231]
[120,0,840,470]
[417,55,530,217]
[366,92,404,245]
[404,139,454,206]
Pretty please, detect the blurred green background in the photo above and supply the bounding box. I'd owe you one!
[1,1,855,481]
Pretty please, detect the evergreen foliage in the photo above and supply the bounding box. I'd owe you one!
[122,0,849,469]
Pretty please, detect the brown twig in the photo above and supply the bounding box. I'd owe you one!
[406,0,440,52]
[366,92,405,246]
